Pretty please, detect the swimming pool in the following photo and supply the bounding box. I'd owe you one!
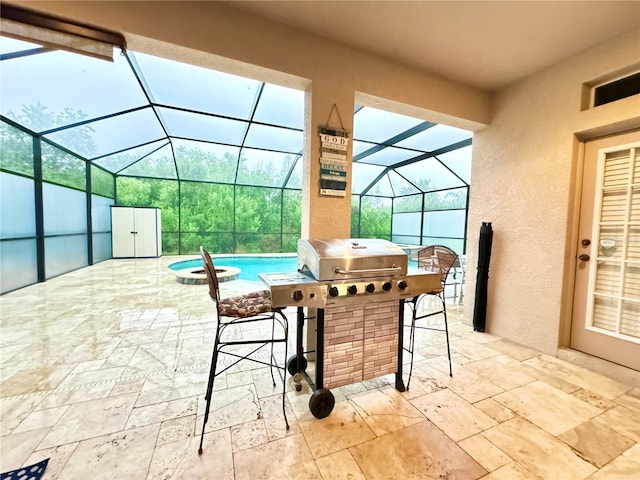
[169,255,298,282]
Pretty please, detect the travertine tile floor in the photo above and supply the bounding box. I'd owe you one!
[1,257,639,479]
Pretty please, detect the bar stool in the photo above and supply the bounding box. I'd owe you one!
[404,245,457,389]
[197,246,289,454]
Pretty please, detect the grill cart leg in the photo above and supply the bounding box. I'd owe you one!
[395,299,406,392]
[289,307,310,392]
[287,355,308,375]
[307,309,335,418]
[287,355,308,391]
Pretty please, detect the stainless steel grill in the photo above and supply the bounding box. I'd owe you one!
[259,238,440,308]
[298,238,407,280]
[258,238,441,419]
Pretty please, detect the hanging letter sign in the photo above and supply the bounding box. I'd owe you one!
[319,131,349,196]
[318,103,349,197]
[318,111,349,196]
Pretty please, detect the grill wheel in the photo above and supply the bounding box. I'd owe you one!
[287,354,308,376]
[309,388,335,419]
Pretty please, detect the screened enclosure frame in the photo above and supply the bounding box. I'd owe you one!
[1,31,472,294]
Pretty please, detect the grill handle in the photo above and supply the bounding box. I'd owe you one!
[333,265,402,275]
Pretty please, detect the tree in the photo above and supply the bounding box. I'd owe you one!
[8,103,98,159]
[115,143,303,255]
[2,104,99,191]
[0,120,33,177]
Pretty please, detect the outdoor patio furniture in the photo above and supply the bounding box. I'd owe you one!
[197,246,290,454]
[404,245,458,389]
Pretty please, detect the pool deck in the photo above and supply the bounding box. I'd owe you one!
[2,256,637,480]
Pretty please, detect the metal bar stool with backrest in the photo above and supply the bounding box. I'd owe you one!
[197,246,289,454]
[444,254,465,304]
[404,245,457,389]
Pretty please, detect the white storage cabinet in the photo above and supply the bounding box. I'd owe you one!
[111,207,162,258]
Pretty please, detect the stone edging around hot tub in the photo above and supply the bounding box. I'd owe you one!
[174,266,241,285]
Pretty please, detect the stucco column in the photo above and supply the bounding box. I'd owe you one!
[301,78,354,240]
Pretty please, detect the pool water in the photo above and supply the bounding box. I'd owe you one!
[169,256,298,282]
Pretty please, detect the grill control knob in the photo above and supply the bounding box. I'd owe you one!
[328,286,339,297]
[397,280,408,291]
[382,281,392,291]
[365,283,375,294]
[292,290,303,302]
[347,285,358,295]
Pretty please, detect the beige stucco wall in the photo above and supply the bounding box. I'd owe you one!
[465,28,640,354]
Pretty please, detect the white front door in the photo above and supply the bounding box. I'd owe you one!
[571,130,640,370]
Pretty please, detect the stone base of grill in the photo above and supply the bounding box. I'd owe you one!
[323,300,399,389]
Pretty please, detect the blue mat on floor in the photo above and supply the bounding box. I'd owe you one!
[0,459,49,480]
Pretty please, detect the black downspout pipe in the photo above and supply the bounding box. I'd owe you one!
[473,222,493,332]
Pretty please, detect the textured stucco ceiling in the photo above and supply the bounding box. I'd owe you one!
[223,0,640,91]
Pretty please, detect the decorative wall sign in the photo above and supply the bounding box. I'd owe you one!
[318,104,349,197]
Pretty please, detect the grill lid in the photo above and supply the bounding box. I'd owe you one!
[297,238,408,281]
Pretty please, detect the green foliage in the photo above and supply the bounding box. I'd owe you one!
[282,190,302,233]
[358,196,392,240]
[282,234,299,252]
[91,165,115,198]
[395,188,467,213]
[236,186,281,233]
[123,146,177,179]
[2,103,99,191]
[41,143,85,190]
[1,121,33,177]
[116,173,300,255]
[115,176,152,205]
[116,176,179,225]
[114,144,304,255]
[351,195,361,236]
[351,193,394,240]
[9,103,98,158]
[179,182,234,253]
[394,194,422,213]
[3,106,466,257]
[175,145,236,182]
[424,189,467,210]
[181,182,233,232]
